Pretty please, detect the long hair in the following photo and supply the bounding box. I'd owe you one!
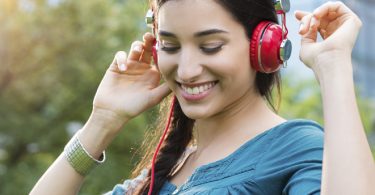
[132,0,281,194]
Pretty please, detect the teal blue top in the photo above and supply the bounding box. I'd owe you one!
[106,119,323,195]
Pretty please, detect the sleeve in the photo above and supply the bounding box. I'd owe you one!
[253,120,324,195]
[280,122,324,195]
[283,164,322,195]
[103,169,149,195]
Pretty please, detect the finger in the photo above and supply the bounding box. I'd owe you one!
[294,10,310,21]
[122,62,154,75]
[140,32,155,64]
[312,1,352,20]
[301,27,319,44]
[116,51,128,71]
[139,66,161,86]
[299,13,313,34]
[108,51,127,72]
[319,29,328,39]
[127,41,144,62]
[149,82,172,105]
[310,16,321,31]
[327,11,339,20]
[309,11,338,40]
[298,14,320,44]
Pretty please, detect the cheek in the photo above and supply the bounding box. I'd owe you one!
[210,47,252,78]
[157,52,177,82]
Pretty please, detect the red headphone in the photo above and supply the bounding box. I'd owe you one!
[145,0,291,194]
[250,0,292,73]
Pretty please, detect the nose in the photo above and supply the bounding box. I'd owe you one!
[177,48,203,83]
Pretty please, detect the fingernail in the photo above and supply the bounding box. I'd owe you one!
[119,63,127,72]
[134,45,142,52]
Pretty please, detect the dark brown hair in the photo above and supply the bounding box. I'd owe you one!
[132,0,281,194]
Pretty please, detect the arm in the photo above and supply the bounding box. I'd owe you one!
[295,2,375,195]
[30,33,170,195]
[29,110,127,195]
[319,56,374,195]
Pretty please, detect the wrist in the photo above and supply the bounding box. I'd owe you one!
[78,108,130,158]
[315,61,356,101]
[311,51,353,83]
[64,132,106,176]
[90,107,130,133]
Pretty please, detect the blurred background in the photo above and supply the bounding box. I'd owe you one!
[0,0,374,194]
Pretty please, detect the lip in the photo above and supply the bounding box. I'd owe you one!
[178,81,217,101]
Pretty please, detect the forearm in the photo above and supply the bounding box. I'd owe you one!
[318,60,375,195]
[29,153,84,195]
[30,109,128,195]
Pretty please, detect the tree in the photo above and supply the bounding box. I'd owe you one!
[279,74,375,156]
[0,0,151,194]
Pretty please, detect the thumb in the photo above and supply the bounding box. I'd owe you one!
[299,14,320,44]
[149,83,172,106]
[294,10,310,21]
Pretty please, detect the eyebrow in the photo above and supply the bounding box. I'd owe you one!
[158,29,228,38]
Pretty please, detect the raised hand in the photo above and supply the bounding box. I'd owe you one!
[295,1,362,78]
[92,33,171,132]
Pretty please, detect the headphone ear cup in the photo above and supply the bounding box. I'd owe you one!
[250,21,270,73]
[250,21,285,73]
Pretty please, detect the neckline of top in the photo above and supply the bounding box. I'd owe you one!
[166,119,309,190]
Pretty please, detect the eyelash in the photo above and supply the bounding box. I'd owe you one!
[160,43,224,54]
[200,45,223,54]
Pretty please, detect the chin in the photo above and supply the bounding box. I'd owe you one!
[179,104,215,120]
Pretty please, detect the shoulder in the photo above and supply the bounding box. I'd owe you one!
[275,118,323,133]
[252,119,323,195]
[270,119,324,147]
[260,119,324,163]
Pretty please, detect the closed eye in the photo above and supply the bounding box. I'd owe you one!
[160,40,180,53]
[200,42,224,54]
[159,41,225,54]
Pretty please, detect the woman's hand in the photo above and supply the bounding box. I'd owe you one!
[92,33,171,132]
[295,1,362,79]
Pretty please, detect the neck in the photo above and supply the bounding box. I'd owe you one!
[193,92,284,154]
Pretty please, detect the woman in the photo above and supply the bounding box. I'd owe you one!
[31,0,375,194]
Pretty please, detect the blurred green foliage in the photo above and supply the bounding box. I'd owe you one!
[0,0,152,194]
[278,77,375,156]
[0,0,374,194]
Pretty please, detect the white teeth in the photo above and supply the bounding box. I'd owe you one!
[192,87,199,95]
[199,86,204,92]
[181,82,216,95]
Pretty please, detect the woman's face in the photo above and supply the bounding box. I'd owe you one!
[157,0,257,119]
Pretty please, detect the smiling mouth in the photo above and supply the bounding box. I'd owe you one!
[179,81,218,95]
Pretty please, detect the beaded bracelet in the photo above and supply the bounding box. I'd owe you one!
[64,132,106,176]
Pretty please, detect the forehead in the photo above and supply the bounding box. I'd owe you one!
[157,0,243,36]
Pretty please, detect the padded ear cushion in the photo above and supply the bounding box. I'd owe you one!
[250,21,284,73]
[250,21,271,73]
